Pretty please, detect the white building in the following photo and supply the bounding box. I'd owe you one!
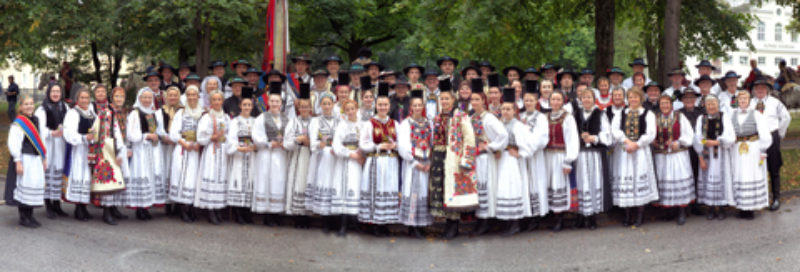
[685,0,799,83]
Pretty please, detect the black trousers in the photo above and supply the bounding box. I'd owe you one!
[766,131,784,199]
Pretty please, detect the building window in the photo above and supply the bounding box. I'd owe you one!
[792,58,798,66]
[758,21,765,41]
[740,56,748,65]
[793,32,798,42]
[777,8,782,16]
[775,57,782,65]
[724,55,732,64]
[776,23,783,41]
[758,56,765,64]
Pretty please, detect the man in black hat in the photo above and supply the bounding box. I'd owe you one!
[143,71,164,109]
[324,55,343,83]
[176,62,194,92]
[244,67,263,94]
[5,75,18,120]
[365,61,383,86]
[159,63,177,91]
[461,66,482,84]
[437,55,460,90]
[579,68,596,90]
[286,54,312,103]
[379,70,399,87]
[676,86,703,215]
[389,77,412,121]
[691,60,721,95]
[422,70,440,121]
[622,58,651,90]
[540,63,560,83]
[557,68,578,104]
[503,66,522,83]
[718,70,742,113]
[691,75,715,113]
[606,67,625,90]
[664,68,687,99]
[223,77,259,117]
[232,59,252,78]
[404,63,425,90]
[478,61,495,82]
[311,69,333,115]
[209,60,229,89]
[523,67,540,81]
[183,73,202,90]
[643,81,663,113]
[749,77,792,211]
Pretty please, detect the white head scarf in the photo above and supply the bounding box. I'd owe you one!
[133,87,156,114]
[201,76,222,109]
[183,86,205,120]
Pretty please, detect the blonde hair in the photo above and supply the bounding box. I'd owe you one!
[578,88,595,100]
[15,94,35,115]
[626,87,644,101]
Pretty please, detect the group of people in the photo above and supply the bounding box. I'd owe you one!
[5,54,792,240]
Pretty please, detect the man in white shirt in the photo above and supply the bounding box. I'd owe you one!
[717,71,741,114]
[690,60,722,95]
[621,58,651,90]
[749,78,792,211]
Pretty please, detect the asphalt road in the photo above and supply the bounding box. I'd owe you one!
[0,195,798,272]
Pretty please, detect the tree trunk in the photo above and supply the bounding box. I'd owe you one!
[645,34,658,83]
[110,44,123,88]
[194,10,212,77]
[90,41,103,84]
[662,0,681,86]
[594,0,615,77]
[178,44,190,65]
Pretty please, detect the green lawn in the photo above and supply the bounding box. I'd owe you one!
[787,112,800,139]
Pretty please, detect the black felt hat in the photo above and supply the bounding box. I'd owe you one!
[291,54,313,64]
[243,67,262,76]
[158,63,176,74]
[391,77,410,89]
[695,60,718,71]
[470,78,484,93]
[142,71,162,81]
[461,66,482,78]
[364,61,384,71]
[269,81,283,95]
[693,75,714,86]
[324,55,344,65]
[502,87,516,103]
[377,82,390,97]
[628,58,648,67]
[488,73,500,87]
[403,63,425,75]
[436,55,459,67]
[208,60,227,69]
[360,76,373,90]
[439,78,453,92]
[337,72,350,86]
[502,66,523,77]
[478,61,495,72]
[644,81,663,93]
[261,69,287,83]
[750,76,773,91]
[525,80,539,95]
[298,83,311,99]
[231,59,252,69]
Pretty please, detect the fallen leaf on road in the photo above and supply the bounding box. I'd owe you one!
[289,259,295,263]
[389,238,396,243]
[327,251,333,256]
[778,240,783,244]
[645,248,651,253]
[776,258,781,262]
[430,264,435,268]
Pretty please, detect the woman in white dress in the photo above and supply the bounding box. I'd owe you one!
[226,93,257,224]
[252,84,289,226]
[156,86,182,211]
[330,99,364,236]
[519,81,549,231]
[538,80,554,113]
[573,88,612,230]
[694,95,735,220]
[125,87,163,221]
[496,87,534,236]
[358,89,375,122]
[610,88,659,227]
[307,92,341,230]
[728,91,771,219]
[168,86,204,222]
[34,84,70,218]
[195,91,230,225]
[63,89,96,221]
[8,95,47,228]
[284,83,314,228]
[544,91,579,231]
[199,76,222,108]
[469,91,508,236]
[358,83,401,236]
[652,95,695,225]
[397,90,434,238]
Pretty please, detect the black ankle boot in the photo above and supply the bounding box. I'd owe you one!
[634,206,645,227]
[75,205,88,221]
[677,207,687,225]
[103,207,118,225]
[80,204,93,220]
[409,226,424,238]
[525,217,539,232]
[179,205,192,223]
[502,220,520,236]
[337,215,348,237]
[588,215,597,230]
[19,206,37,228]
[44,200,57,219]
[52,201,68,217]
[264,214,279,226]
[141,208,153,220]
[716,207,726,220]
[442,219,459,240]
[623,208,632,227]
[575,215,586,229]
[706,207,716,220]
[241,208,253,224]
[110,207,128,219]
[472,219,489,236]
[27,206,41,228]
[552,214,563,232]
[208,210,221,225]
[233,208,245,225]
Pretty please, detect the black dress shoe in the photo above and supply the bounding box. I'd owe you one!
[409,227,424,239]
[634,207,645,227]
[525,218,539,232]
[471,219,489,236]
[75,206,88,221]
[19,207,37,228]
[44,200,57,219]
[80,205,93,220]
[52,201,69,217]
[142,209,153,220]
[587,216,598,230]
[501,220,520,237]
[552,215,563,232]
[622,208,632,227]
[208,210,221,225]
[179,205,193,223]
[110,207,128,219]
[706,210,716,220]
[677,207,687,225]
[769,199,780,211]
[716,208,727,220]
[442,220,459,240]
[103,208,118,226]
[135,209,146,220]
